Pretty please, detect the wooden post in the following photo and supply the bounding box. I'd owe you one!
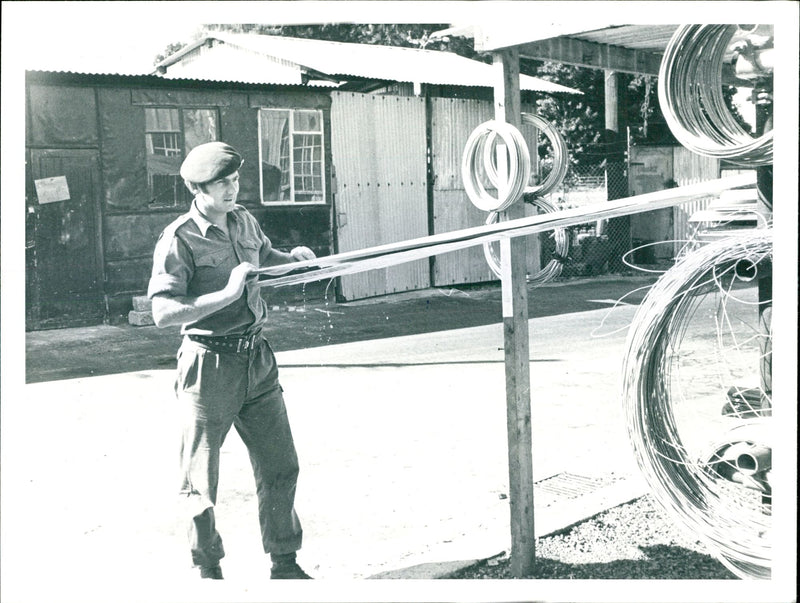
[493,49,535,578]
[604,69,629,270]
[604,69,619,134]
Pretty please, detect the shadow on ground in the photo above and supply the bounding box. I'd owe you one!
[25,277,658,383]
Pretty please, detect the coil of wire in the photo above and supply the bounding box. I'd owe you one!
[478,113,570,284]
[520,112,570,197]
[461,120,531,212]
[621,227,773,579]
[658,25,773,167]
[482,200,570,286]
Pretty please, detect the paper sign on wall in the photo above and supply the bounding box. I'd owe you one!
[34,176,71,204]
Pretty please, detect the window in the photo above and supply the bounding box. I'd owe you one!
[258,108,325,204]
[145,108,218,207]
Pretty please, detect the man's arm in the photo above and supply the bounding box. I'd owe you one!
[151,262,255,328]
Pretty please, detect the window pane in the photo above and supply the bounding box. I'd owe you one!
[295,110,321,132]
[183,109,218,153]
[259,109,290,201]
[259,108,324,203]
[292,132,323,198]
[148,132,182,157]
[145,108,179,132]
[145,108,183,206]
[149,174,189,205]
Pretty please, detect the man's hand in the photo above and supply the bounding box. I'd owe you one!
[152,261,258,328]
[225,262,258,298]
[290,246,317,262]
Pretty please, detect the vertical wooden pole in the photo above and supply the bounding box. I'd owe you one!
[604,69,630,271]
[604,69,619,134]
[493,49,535,578]
[755,90,773,410]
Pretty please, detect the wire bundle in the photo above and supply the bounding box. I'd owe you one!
[461,120,531,212]
[465,113,570,284]
[658,25,773,167]
[519,112,570,198]
[621,227,773,579]
[482,199,570,286]
[255,173,756,288]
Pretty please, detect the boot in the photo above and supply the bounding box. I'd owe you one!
[271,552,312,579]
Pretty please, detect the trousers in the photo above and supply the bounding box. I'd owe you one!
[174,335,303,568]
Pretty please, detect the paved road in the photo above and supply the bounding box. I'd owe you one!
[6,275,665,601]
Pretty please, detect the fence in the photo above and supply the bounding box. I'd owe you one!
[537,162,634,279]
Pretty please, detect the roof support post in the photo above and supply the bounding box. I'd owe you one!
[604,69,619,134]
[603,70,630,270]
[492,49,535,578]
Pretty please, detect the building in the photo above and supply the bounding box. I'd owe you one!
[25,34,579,330]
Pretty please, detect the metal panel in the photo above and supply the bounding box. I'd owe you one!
[330,91,429,300]
[431,98,540,286]
[200,33,579,93]
[672,146,720,255]
[628,145,675,260]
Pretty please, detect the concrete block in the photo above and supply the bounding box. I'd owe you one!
[131,296,152,312]
[128,310,155,326]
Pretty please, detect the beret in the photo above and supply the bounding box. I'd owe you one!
[180,142,244,184]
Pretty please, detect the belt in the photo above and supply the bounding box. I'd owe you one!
[187,332,263,353]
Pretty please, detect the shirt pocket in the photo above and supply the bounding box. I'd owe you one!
[192,248,237,293]
[238,240,261,265]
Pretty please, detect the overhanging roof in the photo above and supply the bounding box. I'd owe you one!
[156,33,581,94]
[436,23,677,76]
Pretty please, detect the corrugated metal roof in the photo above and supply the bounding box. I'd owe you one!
[566,25,678,54]
[22,57,154,78]
[157,33,580,94]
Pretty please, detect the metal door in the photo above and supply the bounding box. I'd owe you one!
[628,145,675,261]
[330,92,429,300]
[27,149,105,329]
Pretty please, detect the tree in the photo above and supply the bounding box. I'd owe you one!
[154,41,190,65]
[521,60,607,167]
[154,23,748,167]
[203,22,483,57]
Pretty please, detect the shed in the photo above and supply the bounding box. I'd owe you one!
[24,36,579,330]
[154,33,578,95]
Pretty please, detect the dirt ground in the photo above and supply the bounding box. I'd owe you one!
[25,276,658,383]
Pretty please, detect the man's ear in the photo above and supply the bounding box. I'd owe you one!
[184,180,202,195]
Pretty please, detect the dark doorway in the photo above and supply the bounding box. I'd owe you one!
[27,149,105,329]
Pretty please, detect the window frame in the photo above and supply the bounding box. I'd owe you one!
[258,107,326,206]
[144,106,219,208]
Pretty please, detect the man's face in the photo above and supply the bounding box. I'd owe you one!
[195,171,240,215]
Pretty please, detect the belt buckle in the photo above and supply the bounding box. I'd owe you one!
[236,334,257,353]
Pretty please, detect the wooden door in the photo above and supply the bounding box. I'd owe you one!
[27,149,105,329]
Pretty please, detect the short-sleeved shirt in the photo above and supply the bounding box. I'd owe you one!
[148,201,295,336]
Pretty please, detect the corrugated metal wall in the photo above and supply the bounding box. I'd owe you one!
[330,91,429,300]
[672,146,720,255]
[628,145,675,260]
[331,93,545,299]
[430,98,495,285]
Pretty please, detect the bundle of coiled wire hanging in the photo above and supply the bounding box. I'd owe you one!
[621,228,773,579]
[463,113,570,284]
[658,25,773,166]
[624,23,776,580]
[461,119,531,212]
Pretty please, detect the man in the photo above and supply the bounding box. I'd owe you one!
[148,142,315,580]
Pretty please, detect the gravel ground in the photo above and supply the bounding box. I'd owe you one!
[448,495,737,580]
